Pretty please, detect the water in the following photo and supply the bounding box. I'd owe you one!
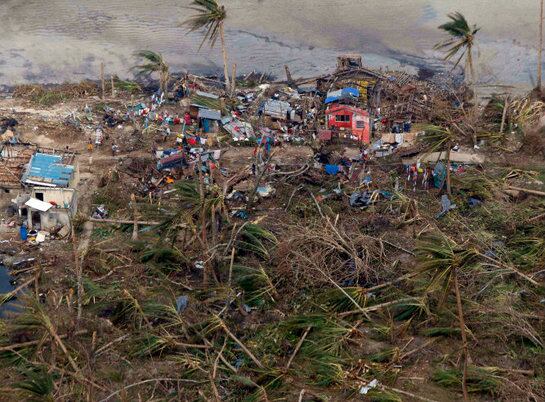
[0,264,22,318]
[0,0,541,91]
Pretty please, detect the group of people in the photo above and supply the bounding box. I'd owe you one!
[406,163,439,191]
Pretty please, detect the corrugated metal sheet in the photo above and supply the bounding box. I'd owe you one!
[22,153,75,188]
[198,108,222,120]
[263,100,291,119]
[222,118,255,140]
[25,197,53,212]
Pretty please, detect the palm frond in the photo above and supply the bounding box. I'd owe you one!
[13,365,55,402]
[416,233,479,293]
[183,0,226,50]
[438,12,471,38]
[130,334,173,357]
[233,265,276,305]
[432,366,502,395]
[236,224,278,260]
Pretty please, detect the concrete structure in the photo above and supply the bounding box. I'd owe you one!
[12,151,78,231]
[325,104,371,143]
[17,186,77,231]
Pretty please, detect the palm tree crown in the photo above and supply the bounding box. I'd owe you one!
[419,125,456,153]
[133,50,170,93]
[185,0,226,50]
[416,233,479,293]
[184,0,231,90]
[435,12,480,80]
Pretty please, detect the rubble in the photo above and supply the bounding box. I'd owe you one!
[0,51,543,402]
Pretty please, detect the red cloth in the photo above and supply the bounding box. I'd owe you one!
[188,138,197,146]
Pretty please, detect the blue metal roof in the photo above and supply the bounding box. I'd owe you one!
[23,153,74,187]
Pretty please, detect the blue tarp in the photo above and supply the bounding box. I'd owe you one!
[325,87,360,104]
[433,161,447,189]
[325,164,341,175]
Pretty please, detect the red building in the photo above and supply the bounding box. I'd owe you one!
[325,105,370,143]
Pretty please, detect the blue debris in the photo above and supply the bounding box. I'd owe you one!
[233,210,249,220]
[468,197,483,208]
[436,195,457,218]
[176,295,189,313]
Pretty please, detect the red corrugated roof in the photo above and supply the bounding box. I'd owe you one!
[325,104,368,115]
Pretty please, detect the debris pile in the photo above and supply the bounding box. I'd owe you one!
[0,54,543,402]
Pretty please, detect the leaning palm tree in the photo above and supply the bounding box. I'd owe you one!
[133,50,170,94]
[184,0,230,90]
[435,12,480,83]
[416,233,480,402]
[419,125,456,195]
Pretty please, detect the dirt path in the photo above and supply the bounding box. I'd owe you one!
[77,220,94,256]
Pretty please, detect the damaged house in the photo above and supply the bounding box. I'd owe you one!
[0,143,35,193]
[15,152,78,231]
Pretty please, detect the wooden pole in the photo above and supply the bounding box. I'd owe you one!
[507,185,545,196]
[446,142,452,196]
[89,218,162,225]
[500,97,509,133]
[131,194,138,241]
[100,62,105,99]
[284,65,294,87]
[111,75,115,98]
[71,221,82,321]
[454,271,470,402]
[538,0,544,92]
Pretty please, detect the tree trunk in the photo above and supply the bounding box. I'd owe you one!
[500,97,509,133]
[446,143,452,196]
[453,270,469,402]
[219,24,231,91]
[71,223,82,321]
[100,62,105,100]
[464,42,479,145]
[231,63,237,96]
[131,193,138,241]
[285,65,295,86]
[197,154,209,286]
[539,0,544,92]
[161,69,169,95]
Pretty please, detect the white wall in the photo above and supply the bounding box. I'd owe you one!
[32,188,76,209]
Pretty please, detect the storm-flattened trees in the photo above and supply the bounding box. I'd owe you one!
[416,233,480,401]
